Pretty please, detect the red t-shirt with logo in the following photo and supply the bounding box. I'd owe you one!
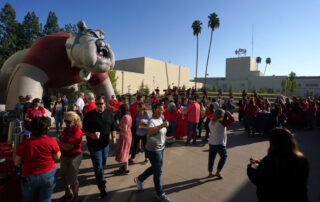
[16,135,60,176]
[26,107,46,125]
[59,127,82,157]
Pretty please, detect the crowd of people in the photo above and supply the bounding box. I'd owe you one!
[10,86,314,202]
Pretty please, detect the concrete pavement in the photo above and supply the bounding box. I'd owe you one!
[50,122,320,202]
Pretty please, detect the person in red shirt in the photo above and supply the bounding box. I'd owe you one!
[57,111,83,202]
[129,95,144,118]
[24,98,46,130]
[163,101,178,141]
[14,117,61,202]
[185,97,200,144]
[245,99,260,136]
[108,94,118,112]
[83,92,96,115]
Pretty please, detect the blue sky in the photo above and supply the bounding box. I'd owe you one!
[1,0,320,79]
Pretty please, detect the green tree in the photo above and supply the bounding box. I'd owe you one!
[264,57,271,75]
[212,85,217,92]
[281,72,298,95]
[79,81,94,93]
[21,11,42,48]
[43,11,59,35]
[0,3,20,68]
[63,23,77,34]
[228,85,233,93]
[256,56,261,70]
[108,69,118,95]
[192,20,202,90]
[204,12,220,88]
[182,84,186,91]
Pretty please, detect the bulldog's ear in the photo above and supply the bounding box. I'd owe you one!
[95,29,105,39]
[77,20,87,31]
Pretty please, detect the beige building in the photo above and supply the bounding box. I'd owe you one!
[114,57,201,94]
[196,56,320,96]
[197,57,286,93]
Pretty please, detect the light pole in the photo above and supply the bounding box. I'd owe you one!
[121,71,124,95]
[128,85,131,94]
[153,76,155,91]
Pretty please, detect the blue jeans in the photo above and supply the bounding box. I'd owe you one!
[88,145,109,192]
[208,144,227,172]
[54,111,63,132]
[187,122,198,143]
[167,121,177,138]
[138,150,163,195]
[21,169,57,202]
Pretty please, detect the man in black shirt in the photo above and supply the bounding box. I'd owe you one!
[83,96,116,198]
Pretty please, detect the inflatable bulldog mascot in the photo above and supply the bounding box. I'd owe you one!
[0,21,115,109]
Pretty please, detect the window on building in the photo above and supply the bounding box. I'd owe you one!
[305,83,318,87]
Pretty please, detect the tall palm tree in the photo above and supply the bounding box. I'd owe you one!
[256,56,261,70]
[264,57,271,75]
[204,12,220,88]
[192,20,202,90]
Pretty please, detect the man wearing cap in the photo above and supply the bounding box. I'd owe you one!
[14,96,25,113]
[23,95,32,115]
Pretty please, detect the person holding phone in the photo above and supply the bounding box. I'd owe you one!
[83,96,117,199]
[207,109,235,179]
[134,103,171,202]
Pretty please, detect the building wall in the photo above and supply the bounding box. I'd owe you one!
[296,77,320,96]
[114,57,200,95]
[226,57,258,80]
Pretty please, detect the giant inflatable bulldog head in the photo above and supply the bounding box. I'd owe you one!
[65,21,115,80]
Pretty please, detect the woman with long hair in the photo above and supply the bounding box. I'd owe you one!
[244,98,259,136]
[24,98,46,130]
[115,104,132,174]
[207,109,235,178]
[57,112,83,202]
[51,96,65,134]
[204,103,215,141]
[129,102,150,164]
[15,117,61,202]
[134,103,171,202]
[247,128,309,202]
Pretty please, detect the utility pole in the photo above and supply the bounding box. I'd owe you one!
[121,71,124,95]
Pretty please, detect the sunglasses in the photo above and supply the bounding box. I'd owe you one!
[96,102,105,106]
[64,120,72,124]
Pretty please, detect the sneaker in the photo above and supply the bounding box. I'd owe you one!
[155,192,171,202]
[59,193,72,202]
[83,150,90,156]
[134,177,144,191]
[99,190,107,199]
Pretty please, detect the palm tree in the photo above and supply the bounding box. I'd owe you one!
[264,57,271,75]
[192,20,202,90]
[204,12,220,88]
[255,57,261,70]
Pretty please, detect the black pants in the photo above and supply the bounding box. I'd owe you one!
[204,118,211,140]
[198,117,204,137]
[130,135,147,159]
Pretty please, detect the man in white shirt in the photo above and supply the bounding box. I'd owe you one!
[76,92,85,120]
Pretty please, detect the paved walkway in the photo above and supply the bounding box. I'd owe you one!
[50,122,320,202]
